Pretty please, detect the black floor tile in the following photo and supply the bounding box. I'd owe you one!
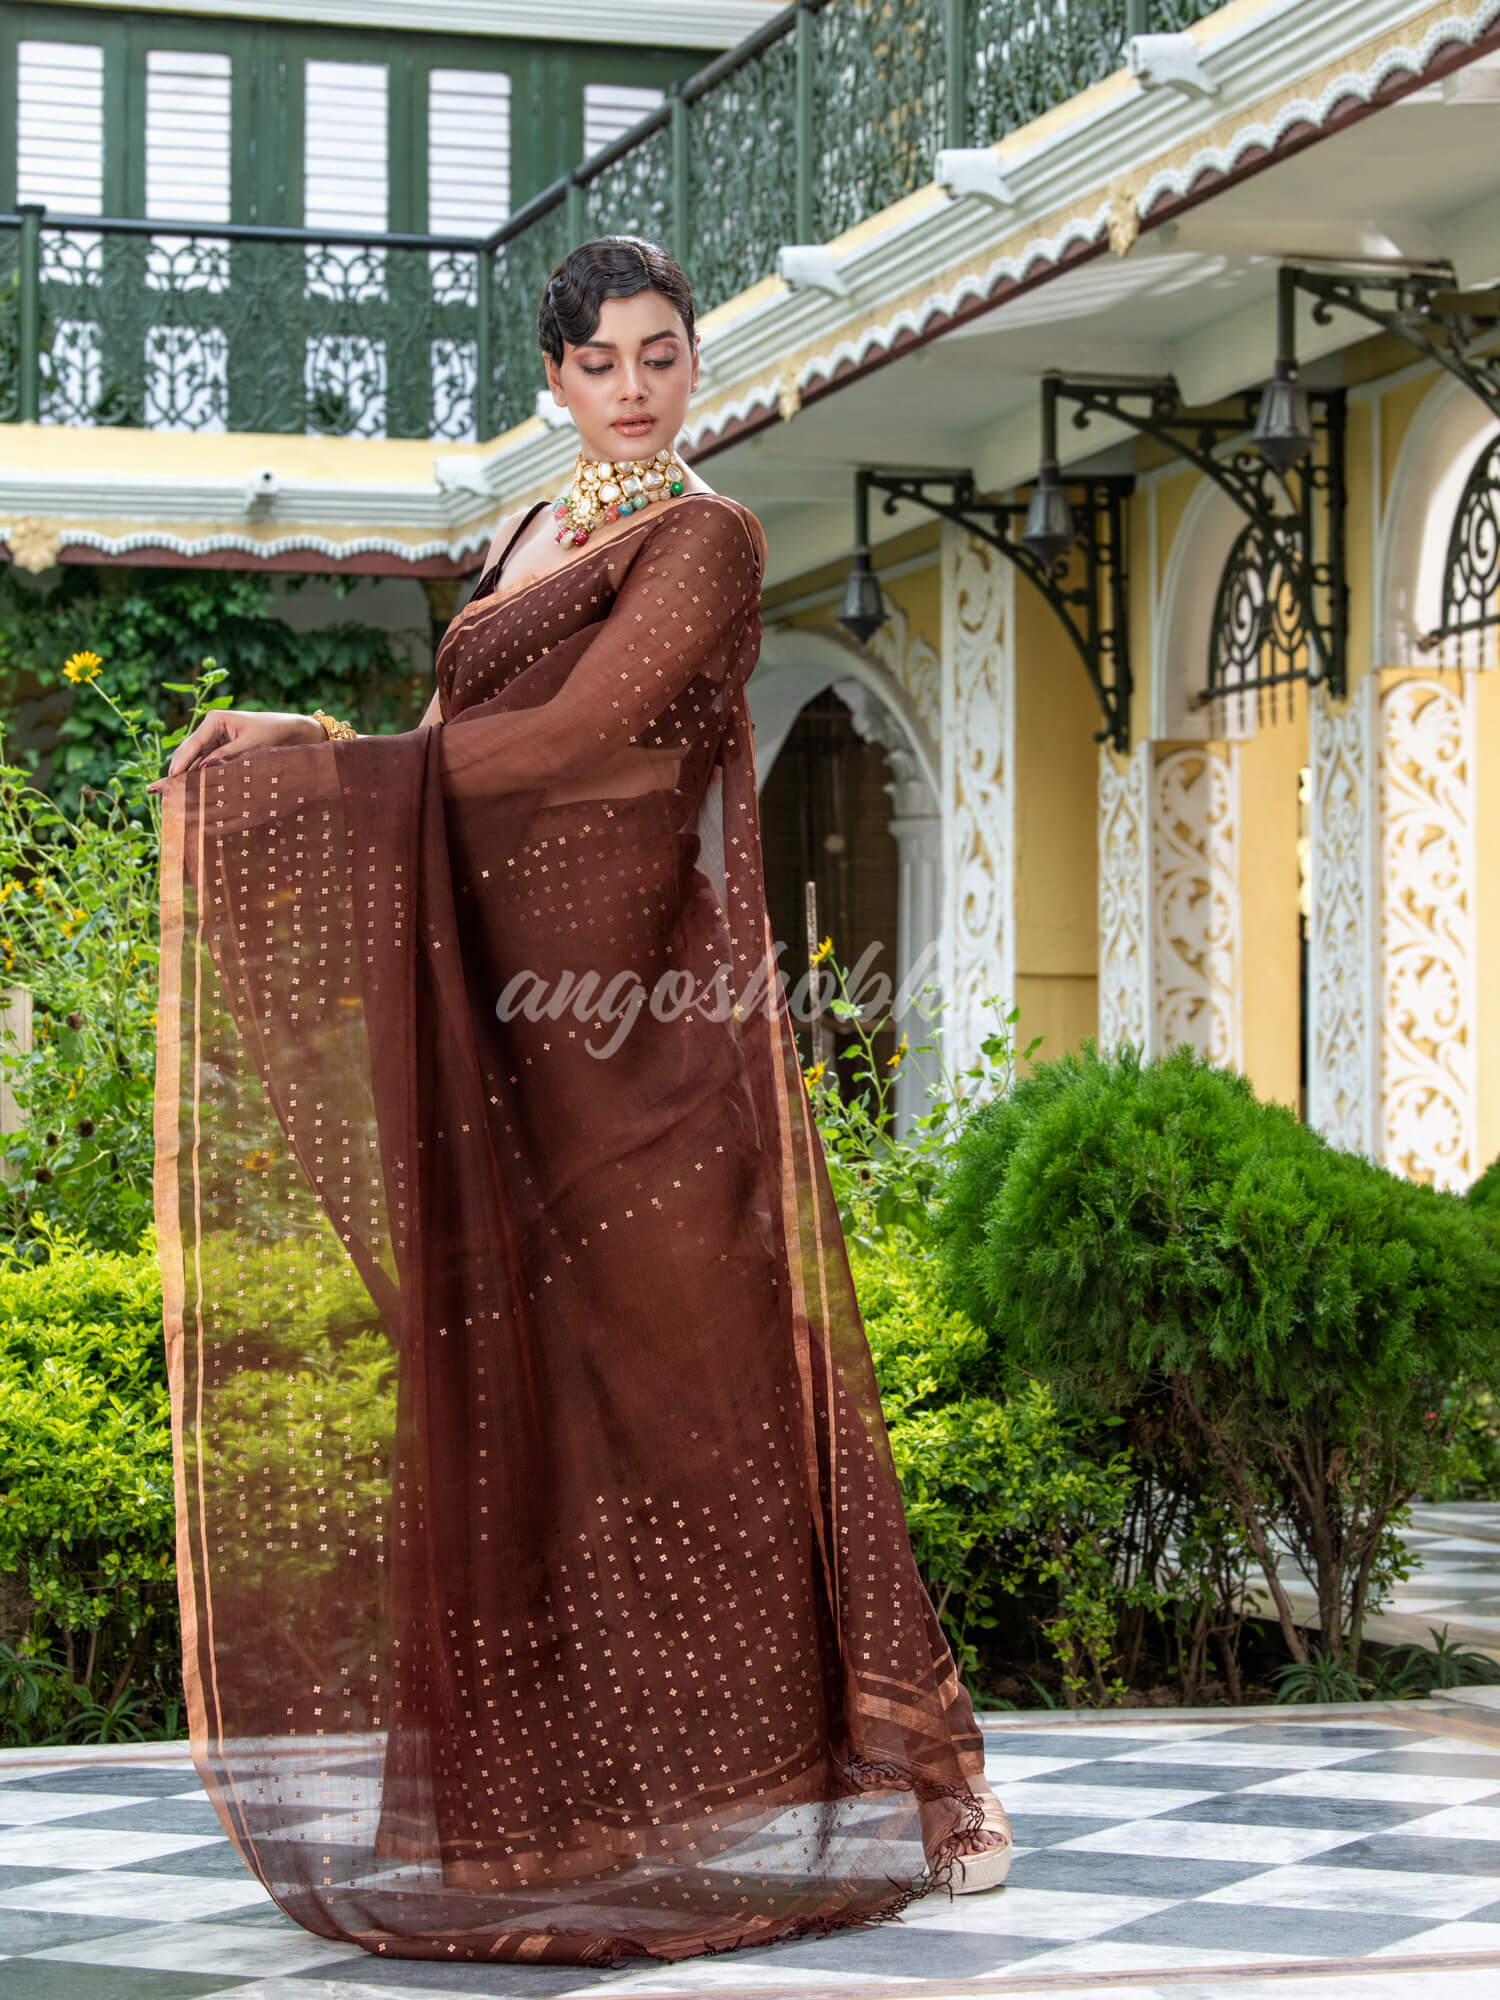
[1007,1846,1263,1898]
[1098,1899,1436,1956]
[126,1844,252,1879]
[1160,1792,1430,1833]
[713,1921,1051,1977]
[1213,1725,1407,1749]
[0,1769,196,1798]
[979,1731,1162,1758]
[0,1969,247,2000]
[50,1800,227,1837]
[1337,1749,1500,1780]
[0,1866,77,1893]
[0,1912,158,1954]
[1026,1759,1292,1792]
[1005,1813,1112,1849]
[1313,1832,1500,1877]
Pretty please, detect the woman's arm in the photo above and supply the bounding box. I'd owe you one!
[151,508,530,789]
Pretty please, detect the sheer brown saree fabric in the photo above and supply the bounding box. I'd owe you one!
[155,493,985,1967]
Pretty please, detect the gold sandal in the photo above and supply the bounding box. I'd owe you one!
[952,1787,1012,1895]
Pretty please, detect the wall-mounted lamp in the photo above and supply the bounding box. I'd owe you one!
[1022,377,1077,565]
[1252,270,1316,474]
[837,472,888,645]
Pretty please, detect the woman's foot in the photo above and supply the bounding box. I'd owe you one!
[950,1778,1012,1895]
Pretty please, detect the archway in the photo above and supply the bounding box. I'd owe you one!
[749,627,941,1138]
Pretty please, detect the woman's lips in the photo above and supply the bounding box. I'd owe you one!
[613,417,654,433]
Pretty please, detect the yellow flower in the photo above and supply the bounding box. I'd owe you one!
[63,649,103,684]
[811,935,833,966]
[803,1061,826,1088]
[886,1032,909,1069]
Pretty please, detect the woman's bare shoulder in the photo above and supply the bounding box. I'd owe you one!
[481,502,540,575]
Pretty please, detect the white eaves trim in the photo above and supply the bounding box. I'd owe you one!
[434,0,1500,516]
[53,0,780,51]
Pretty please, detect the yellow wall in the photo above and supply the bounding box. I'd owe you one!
[1234,706,1305,1111]
[1012,569,1100,1071]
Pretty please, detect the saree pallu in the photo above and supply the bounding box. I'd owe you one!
[155,492,986,1966]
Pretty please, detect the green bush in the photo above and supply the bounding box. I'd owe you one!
[854,1225,1143,1703]
[1,565,429,813]
[0,1227,177,1743]
[1,661,230,1250]
[934,1042,1500,1671]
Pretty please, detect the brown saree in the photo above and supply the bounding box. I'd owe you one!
[154,490,986,1967]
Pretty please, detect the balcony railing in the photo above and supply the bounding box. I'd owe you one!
[1,0,1222,444]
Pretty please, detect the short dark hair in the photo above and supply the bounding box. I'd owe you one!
[537,236,696,366]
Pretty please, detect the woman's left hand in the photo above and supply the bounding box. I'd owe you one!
[147,709,327,793]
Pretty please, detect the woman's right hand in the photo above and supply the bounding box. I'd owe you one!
[147,709,327,793]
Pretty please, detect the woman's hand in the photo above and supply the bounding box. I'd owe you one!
[147,709,328,793]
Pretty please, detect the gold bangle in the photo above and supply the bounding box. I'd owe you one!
[312,708,358,742]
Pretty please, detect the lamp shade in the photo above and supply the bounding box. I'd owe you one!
[837,547,886,645]
[1253,359,1315,474]
[1021,462,1076,567]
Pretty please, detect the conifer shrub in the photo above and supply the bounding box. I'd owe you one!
[934,1043,1500,1668]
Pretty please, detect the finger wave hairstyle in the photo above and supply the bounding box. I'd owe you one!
[537,236,697,366]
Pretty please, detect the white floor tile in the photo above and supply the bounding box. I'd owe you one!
[981,1754,1096,1783]
[1200,1860,1500,1919]
[0,1791,156,1825]
[1401,1803,1500,1838]
[1370,1920,1500,1956]
[999,1939,1324,1975]
[1241,1769,1500,1807]
[0,1825,225,1869]
[898,1884,1175,1940]
[35,1918,365,1976]
[991,1780,1215,1819]
[0,1866,271,1921]
[1051,1818,1362,1864]
[1110,1740,1370,1771]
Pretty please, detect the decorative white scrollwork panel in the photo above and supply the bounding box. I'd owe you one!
[1307,683,1373,1155]
[939,525,1015,1083]
[1150,745,1242,1067]
[1376,674,1476,1190]
[866,598,941,755]
[1097,744,1150,1051]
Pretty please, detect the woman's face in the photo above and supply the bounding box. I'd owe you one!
[544,289,699,462]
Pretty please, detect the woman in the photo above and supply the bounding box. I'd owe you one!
[152,236,1010,1970]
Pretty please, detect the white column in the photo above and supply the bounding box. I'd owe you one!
[1096,741,1242,1064]
[939,524,1016,1086]
[1150,743,1242,1066]
[1308,680,1374,1154]
[1375,672,1477,1189]
[888,799,943,1138]
[1098,745,1151,1051]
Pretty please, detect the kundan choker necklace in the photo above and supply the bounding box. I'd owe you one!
[553,446,687,546]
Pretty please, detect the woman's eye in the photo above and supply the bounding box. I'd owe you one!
[646,358,675,371]
[580,364,610,377]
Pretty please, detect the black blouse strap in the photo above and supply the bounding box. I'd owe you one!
[472,498,550,601]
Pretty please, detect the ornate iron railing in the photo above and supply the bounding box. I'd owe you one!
[1,0,1224,442]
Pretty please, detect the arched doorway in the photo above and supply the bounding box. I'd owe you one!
[748,628,941,1139]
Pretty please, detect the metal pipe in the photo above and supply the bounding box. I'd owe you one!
[17,204,43,425]
[944,0,967,151]
[670,85,691,272]
[795,0,816,245]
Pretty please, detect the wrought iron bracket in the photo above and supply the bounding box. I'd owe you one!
[855,467,1134,754]
[1043,372,1348,704]
[1289,261,1500,654]
[1289,259,1500,422]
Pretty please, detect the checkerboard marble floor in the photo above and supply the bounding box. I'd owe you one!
[3,1700,1500,2000]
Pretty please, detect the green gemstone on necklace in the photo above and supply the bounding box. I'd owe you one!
[669,480,684,495]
